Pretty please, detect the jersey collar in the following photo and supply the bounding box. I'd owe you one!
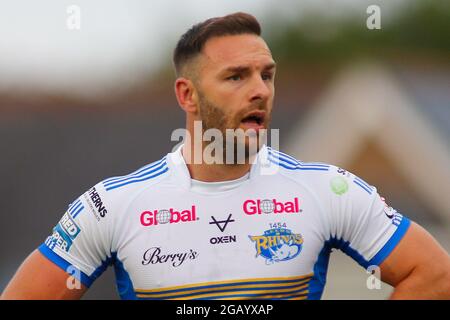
[167,144,269,191]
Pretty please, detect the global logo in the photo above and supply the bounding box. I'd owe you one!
[156,209,172,224]
[140,206,199,227]
[260,200,275,213]
[249,226,303,265]
[243,197,301,215]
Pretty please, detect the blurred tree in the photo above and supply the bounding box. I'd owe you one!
[267,0,450,70]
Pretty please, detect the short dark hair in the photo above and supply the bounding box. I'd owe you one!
[173,12,262,76]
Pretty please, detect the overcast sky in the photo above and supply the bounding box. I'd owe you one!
[0,0,407,95]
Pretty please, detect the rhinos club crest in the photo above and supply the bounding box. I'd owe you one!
[249,226,303,265]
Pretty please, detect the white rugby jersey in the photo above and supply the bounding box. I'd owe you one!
[39,145,410,300]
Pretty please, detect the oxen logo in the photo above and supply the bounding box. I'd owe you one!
[249,226,303,265]
[208,214,237,245]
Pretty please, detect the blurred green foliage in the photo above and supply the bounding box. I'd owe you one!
[267,1,450,68]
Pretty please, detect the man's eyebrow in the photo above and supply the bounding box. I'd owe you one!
[263,62,277,71]
[221,66,250,74]
[220,62,277,74]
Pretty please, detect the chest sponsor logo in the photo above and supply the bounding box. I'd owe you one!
[140,205,199,227]
[243,197,302,215]
[141,247,199,267]
[209,214,236,245]
[249,224,303,265]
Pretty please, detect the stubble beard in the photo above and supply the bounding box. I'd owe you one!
[197,90,270,165]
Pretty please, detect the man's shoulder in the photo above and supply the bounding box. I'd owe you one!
[265,148,377,198]
[85,155,172,208]
[100,156,170,193]
[265,147,337,179]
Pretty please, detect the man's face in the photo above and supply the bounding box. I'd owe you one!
[193,34,276,154]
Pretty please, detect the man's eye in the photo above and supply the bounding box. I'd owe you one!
[227,75,241,81]
[262,73,273,81]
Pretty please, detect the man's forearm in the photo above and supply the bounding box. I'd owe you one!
[389,267,450,300]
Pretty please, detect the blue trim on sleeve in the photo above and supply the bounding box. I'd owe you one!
[353,180,373,195]
[112,253,136,299]
[307,216,411,299]
[368,217,411,266]
[308,237,370,300]
[327,237,370,269]
[307,243,332,300]
[38,243,95,288]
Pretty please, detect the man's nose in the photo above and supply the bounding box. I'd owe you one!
[248,75,271,103]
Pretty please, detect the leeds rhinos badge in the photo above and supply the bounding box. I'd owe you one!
[249,226,303,265]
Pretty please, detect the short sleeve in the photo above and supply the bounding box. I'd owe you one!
[38,182,113,288]
[326,167,411,269]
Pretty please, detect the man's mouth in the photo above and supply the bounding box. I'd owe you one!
[240,110,266,129]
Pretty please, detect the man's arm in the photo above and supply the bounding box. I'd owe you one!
[380,221,450,299]
[1,250,87,300]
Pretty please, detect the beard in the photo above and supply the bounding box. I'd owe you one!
[197,89,271,164]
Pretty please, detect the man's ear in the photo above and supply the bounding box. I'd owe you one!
[175,77,198,114]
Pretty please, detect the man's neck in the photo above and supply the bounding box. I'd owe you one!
[181,145,254,182]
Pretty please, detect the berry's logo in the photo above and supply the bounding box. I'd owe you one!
[140,206,198,226]
[243,197,301,215]
[141,247,199,268]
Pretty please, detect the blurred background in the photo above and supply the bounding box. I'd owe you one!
[1,0,449,299]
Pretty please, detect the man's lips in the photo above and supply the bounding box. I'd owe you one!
[240,110,266,125]
[240,110,266,131]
